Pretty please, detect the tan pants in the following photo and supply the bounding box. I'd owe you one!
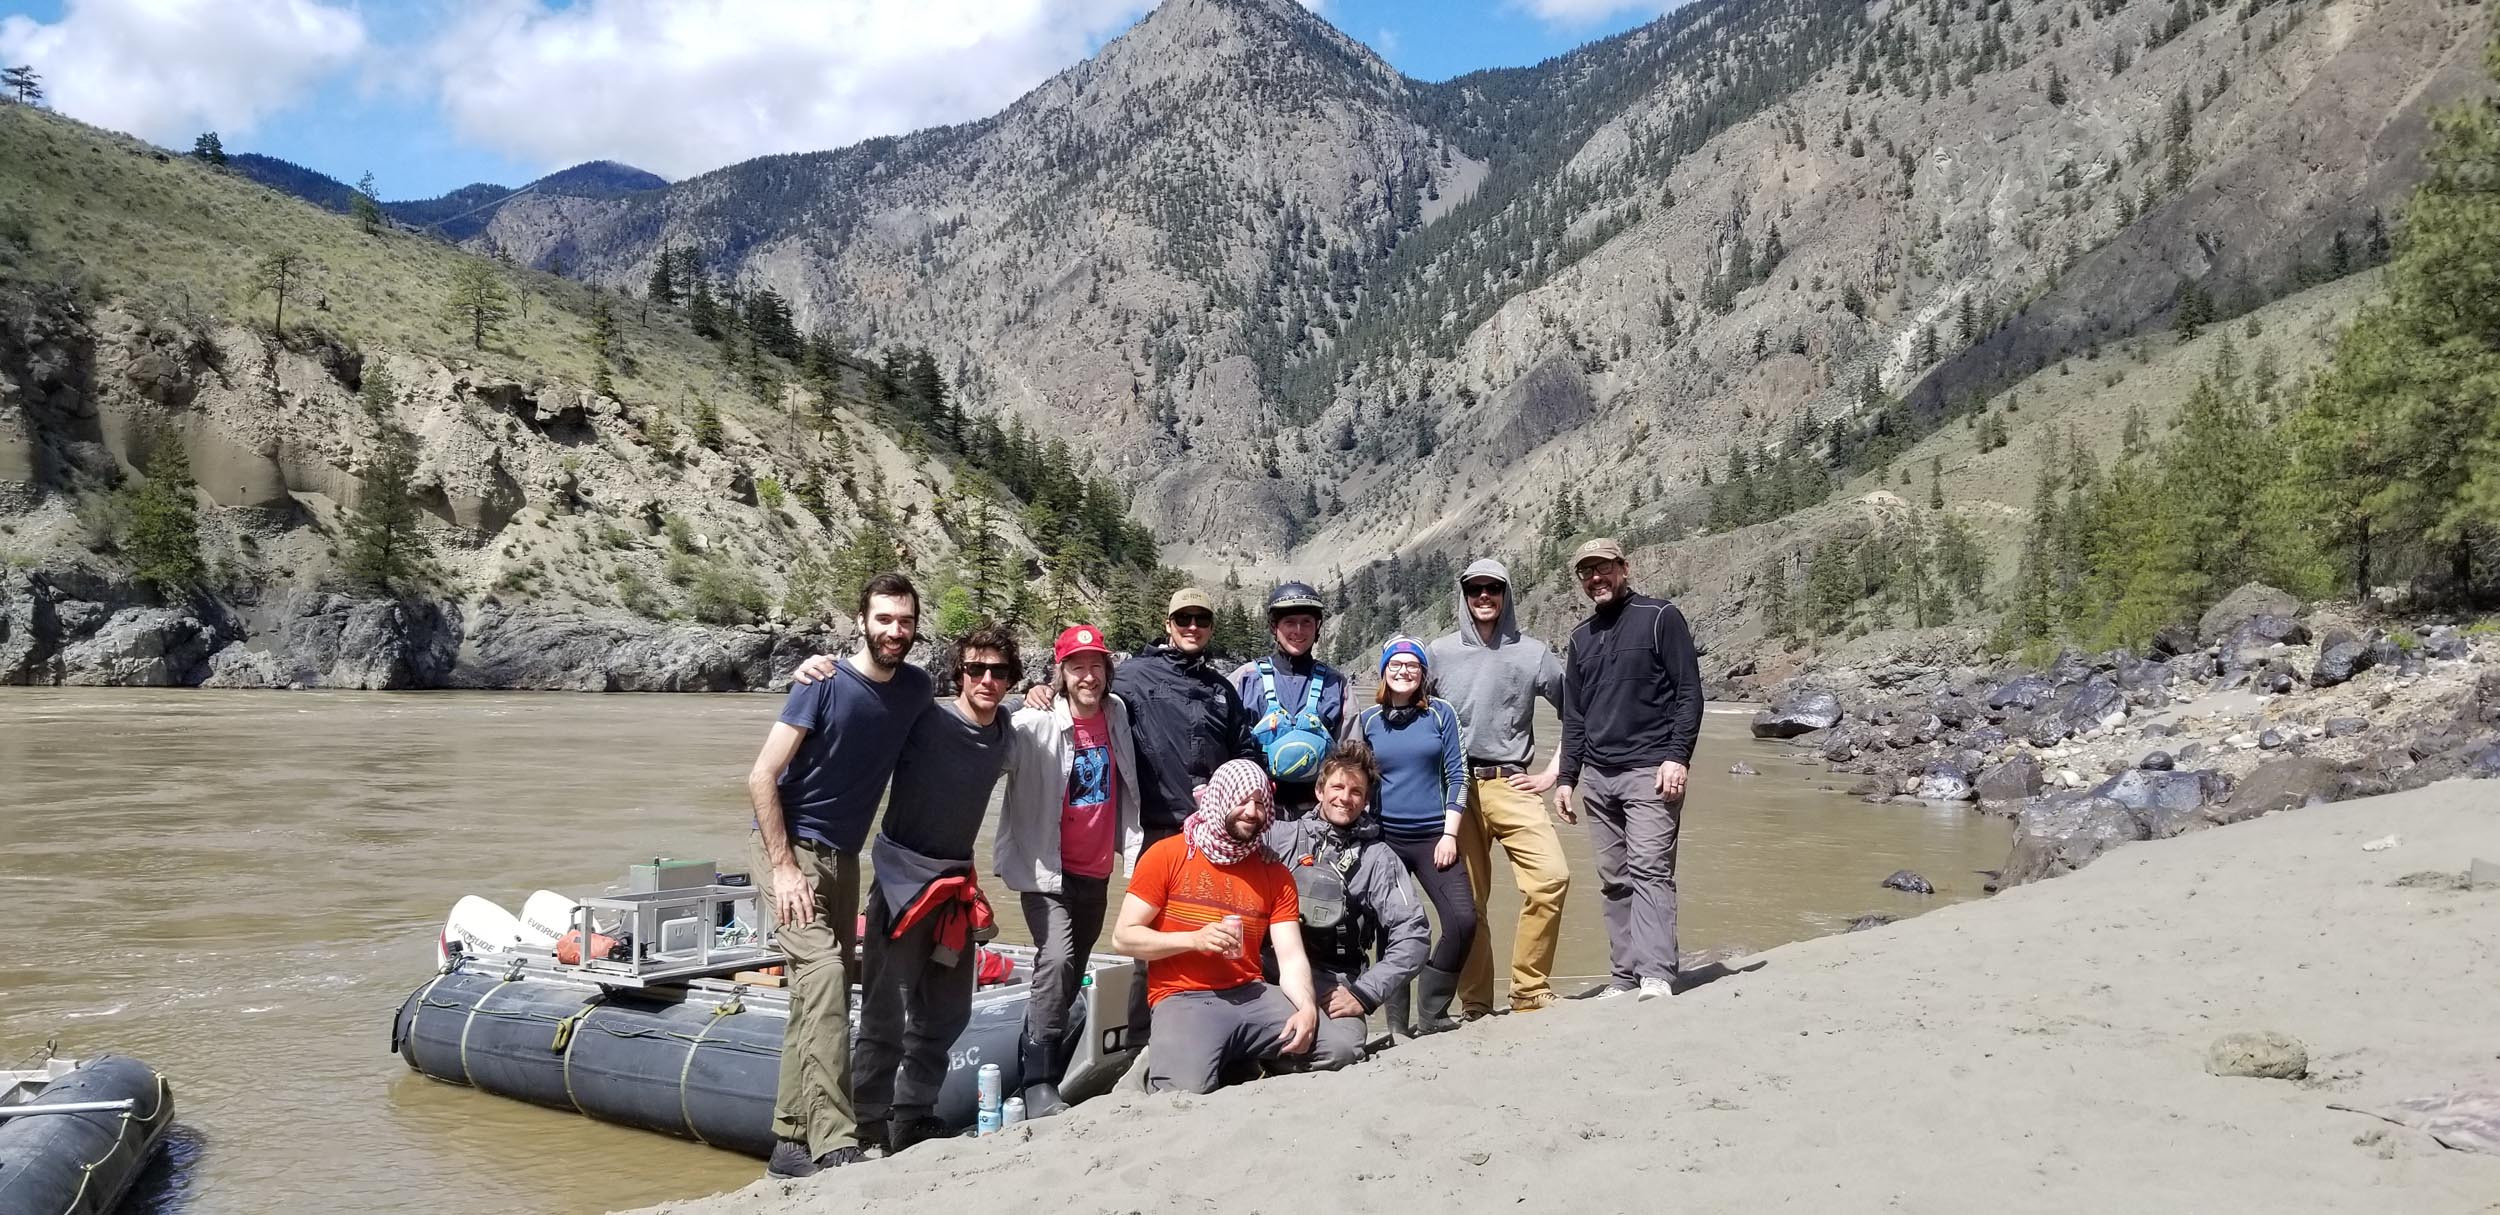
[752,832,860,1154]
[1456,775,1571,1013]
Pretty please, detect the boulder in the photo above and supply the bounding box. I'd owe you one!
[1751,689,1844,739]
[2177,741,2207,763]
[1975,755,2043,811]
[1819,730,1859,764]
[2222,615,2312,673]
[2324,716,2370,739]
[1915,760,1975,802]
[1844,913,1897,933]
[280,593,460,689]
[1931,694,1980,728]
[2026,713,2073,748]
[2091,768,2225,818]
[2204,1031,2309,1081]
[1997,794,2149,887]
[1964,725,2010,752]
[2219,756,2344,822]
[2425,628,2471,661]
[1985,674,2058,713]
[2199,584,2300,645]
[2259,729,2287,751]
[1880,870,1935,895]
[2139,751,2175,771]
[2058,675,2127,733]
[201,644,287,689]
[57,606,222,686]
[2148,623,2198,659]
[2310,630,2375,688]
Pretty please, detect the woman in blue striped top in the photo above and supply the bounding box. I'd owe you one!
[1353,635,1475,1035]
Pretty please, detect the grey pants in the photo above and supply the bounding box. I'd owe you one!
[1020,876,1109,1046]
[851,880,977,1123]
[1305,970,1366,1071]
[1144,984,1300,1094]
[1581,765,1682,985]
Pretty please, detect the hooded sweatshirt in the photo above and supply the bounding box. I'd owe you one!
[1426,558,1566,767]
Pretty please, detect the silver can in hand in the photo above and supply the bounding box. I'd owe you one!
[1222,914,1244,958]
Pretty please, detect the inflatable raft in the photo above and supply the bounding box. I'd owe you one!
[0,1054,174,1215]
[392,875,1138,1157]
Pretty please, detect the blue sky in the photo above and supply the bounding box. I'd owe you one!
[0,0,1666,199]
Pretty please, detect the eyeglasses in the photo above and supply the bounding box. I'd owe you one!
[1575,562,1619,582]
[960,662,1014,681]
[1384,660,1424,674]
[1462,583,1504,598]
[1170,612,1213,628]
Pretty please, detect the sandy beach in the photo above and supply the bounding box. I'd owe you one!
[629,779,2500,1215]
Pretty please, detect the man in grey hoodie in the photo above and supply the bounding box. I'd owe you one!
[1426,558,1572,1015]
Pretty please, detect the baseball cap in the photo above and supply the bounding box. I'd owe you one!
[1166,587,1214,616]
[1571,537,1627,568]
[1053,624,1112,664]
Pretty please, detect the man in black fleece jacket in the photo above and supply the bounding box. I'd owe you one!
[1554,538,1703,1001]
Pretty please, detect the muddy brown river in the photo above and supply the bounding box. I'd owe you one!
[0,689,2008,1214]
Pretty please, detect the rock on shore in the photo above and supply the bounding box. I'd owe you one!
[2,569,842,691]
[620,780,2500,1215]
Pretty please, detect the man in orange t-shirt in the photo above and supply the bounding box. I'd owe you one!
[1113,759,1318,1093]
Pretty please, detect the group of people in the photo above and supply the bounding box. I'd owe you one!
[741,538,1705,1178]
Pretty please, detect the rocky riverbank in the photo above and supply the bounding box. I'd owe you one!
[1743,584,2500,891]
[625,778,2500,1215]
[0,568,843,691]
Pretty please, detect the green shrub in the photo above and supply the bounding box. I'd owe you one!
[755,475,785,510]
[689,563,768,625]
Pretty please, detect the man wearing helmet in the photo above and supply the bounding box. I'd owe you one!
[1228,580,1352,820]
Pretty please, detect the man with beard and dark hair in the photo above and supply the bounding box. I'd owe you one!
[746,572,930,1177]
[1554,539,1703,1003]
[1112,758,1318,1093]
[853,623,1019,1157]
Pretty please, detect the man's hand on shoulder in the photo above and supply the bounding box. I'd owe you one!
[790,654,840,685]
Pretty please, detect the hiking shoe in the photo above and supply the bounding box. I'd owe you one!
[1638,977,1675,1001]
[812,1144,870,1169]
[1590,981,1638,999]
[765,1139,819,1178]
[1509,993,1556,1013]
[886,1116,949,1155]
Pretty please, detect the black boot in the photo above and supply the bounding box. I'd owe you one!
[1414,964,1462,1035]
[1384,979,1414,1039]
[1019,1033,1069,1117]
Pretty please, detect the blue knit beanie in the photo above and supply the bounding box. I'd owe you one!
[1379,635,1429,675]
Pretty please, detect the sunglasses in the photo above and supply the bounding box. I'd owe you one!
[960,662,1014,681]
[1170,612,1214,627]
[1462,583,1504,598]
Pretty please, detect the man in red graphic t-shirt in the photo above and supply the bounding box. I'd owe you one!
[1113,758,1317,1093]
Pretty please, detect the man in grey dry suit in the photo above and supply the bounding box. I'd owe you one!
[1261,743,1427,1068]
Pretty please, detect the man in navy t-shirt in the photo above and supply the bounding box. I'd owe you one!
[745,572,930,1178]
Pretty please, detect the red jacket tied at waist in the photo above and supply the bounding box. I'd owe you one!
[892,872,996,969]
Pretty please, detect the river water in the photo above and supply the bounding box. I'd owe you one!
[0,689,2008,1215]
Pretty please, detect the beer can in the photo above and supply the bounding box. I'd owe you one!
[1002,1096,1026,1125]
[976,1105,1001,1137]
[1222,913,1244,958]
[976,1062,1003,1110]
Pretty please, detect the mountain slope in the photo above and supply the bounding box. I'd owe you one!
[230,153,669,241]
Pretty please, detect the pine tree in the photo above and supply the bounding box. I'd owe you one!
[351,171,384,234]
[646,247,679,308]
[191,131,226,166]
[2046,65,2068,107]
[251,248,311,333]
[342,421,433,591]
[444,260,512,349]
[687,277,721,338]
[1928,455,1944,509]
[693,397,724,451]
[1,65,42,105]
[588,295,620,396]
[122,442,203,592]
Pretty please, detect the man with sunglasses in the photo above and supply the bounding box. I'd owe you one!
[851,623,1020,1156]
[1554,538,1703,1002]
[1428,558,1572,1016]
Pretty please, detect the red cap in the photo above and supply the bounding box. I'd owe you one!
[1053,624,1112,664]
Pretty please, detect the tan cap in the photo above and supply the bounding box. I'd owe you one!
[1166,587,1215,616]
[1571,537,1627,568]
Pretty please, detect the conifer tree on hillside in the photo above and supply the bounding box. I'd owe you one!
[351,171,384,235]
[191,131,225,166]
[122,442,203,593]
[342,421,434,592]
[251,248,311,333]
[2284,34,2500,598]
[444,260,512,350]
[1,65,41,105]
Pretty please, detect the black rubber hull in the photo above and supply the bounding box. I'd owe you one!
[0,1055,174,1215]
[393,971,1037,1158]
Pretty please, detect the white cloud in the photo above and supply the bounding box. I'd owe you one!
[1508,0,1672,25]
[1374,26,1399,55]
[0,0,365,143]
[422,0,1159,179]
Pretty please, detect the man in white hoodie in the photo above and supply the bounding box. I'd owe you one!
[993,624,1143,1117]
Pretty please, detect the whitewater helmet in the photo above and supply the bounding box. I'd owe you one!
[1265,580,1325,622]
